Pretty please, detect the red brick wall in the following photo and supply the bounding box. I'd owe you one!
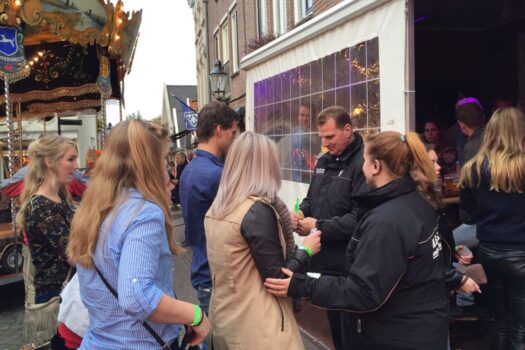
[313,0,341,16]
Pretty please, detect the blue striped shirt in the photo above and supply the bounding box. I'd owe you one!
[77,189,181,349]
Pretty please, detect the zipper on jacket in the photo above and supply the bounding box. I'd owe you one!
[357,318,362,334]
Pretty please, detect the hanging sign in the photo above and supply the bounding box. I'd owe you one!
[96,54,112,98]
[0,26,27,76]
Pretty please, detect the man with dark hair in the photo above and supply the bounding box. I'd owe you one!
[456,97,486,163]
[180,101,239,349]
[453,97,486,321]
[291,106,367,350]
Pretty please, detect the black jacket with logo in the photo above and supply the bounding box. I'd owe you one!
[290,177,449,349]
[300,132,367,275]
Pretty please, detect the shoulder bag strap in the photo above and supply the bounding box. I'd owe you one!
[93,264,171,350]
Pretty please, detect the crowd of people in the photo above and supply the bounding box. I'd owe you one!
[10,97,525,350]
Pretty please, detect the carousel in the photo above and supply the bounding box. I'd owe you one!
[0,0,141,284]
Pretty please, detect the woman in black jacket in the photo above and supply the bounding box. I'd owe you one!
[459,107,525,349]
[266,131,450,349]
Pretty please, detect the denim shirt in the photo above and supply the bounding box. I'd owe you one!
[77,189,181,349]
[180,149,223,288]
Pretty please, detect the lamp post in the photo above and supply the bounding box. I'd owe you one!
[209,59,229,102]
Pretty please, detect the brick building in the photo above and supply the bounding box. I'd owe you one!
[188,0,525,206]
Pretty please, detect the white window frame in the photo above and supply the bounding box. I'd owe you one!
[257,0,267,37]
[294,0,313,24]
[213,27,221,61]
[221,18,230,64]
[273,0,287,36]
[230,7,240,73]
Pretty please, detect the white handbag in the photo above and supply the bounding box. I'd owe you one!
[57,274,89,337]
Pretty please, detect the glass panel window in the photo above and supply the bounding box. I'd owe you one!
[214,31,220,61]
[231,9,239,73]
[253,37,381,184]
[221,21,229,63]
[273,0,287,36]
[295,0,313,23]
[257,0,267,37]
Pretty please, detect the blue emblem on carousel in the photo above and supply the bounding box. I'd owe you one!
[0,26,27,79]
[0,26,18,57]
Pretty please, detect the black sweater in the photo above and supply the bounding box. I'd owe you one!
[460,163,525,249]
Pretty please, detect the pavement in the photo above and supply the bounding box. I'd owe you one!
[0,210,327,350]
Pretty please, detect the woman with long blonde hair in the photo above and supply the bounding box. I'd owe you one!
[16,135,78,347]
[68,120,209,349]
[205,132,320,350]
[459,107,525,349]
[266,131,450,349]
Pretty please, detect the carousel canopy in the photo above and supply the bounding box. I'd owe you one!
[0,0,141,119]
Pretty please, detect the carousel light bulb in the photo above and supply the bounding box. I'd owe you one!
[29,61,33,66]
[115,34,120,40]
[14,0,21,7]
[117,18,123,25]
[38,51,43,57]
[33,57,38,62]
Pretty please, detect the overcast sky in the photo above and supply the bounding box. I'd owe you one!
[107,1,197,124]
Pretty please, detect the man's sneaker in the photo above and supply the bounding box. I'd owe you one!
[450,304,483,321]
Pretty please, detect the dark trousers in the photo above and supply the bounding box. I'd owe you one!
[327,310,344,350]
[478,244,525,350]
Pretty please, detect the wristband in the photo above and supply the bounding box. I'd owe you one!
[192,304,203,326]
[300,246,313,257]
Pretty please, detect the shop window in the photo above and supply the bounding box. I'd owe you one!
[253,37,380,184]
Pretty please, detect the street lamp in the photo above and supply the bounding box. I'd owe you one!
[209,59,229,102]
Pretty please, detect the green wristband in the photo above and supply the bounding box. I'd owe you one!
[301,246,313,257]
[192,304,203,326]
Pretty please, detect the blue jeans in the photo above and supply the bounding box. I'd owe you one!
[196,287,211,350]
[453,224,478,307]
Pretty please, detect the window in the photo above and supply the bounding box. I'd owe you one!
[257,0,267,37]
[214,29,221,61]
[273,0,287,36]
[294,0,313,23]
[231,8,239,73]
[254,38,380,184]
[221,20,230,63]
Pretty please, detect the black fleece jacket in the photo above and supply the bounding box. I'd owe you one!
[300,132,368,275]
[289,177,449,349]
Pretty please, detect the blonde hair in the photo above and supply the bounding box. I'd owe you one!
[68,120,181,268]
[209,132,280,218]
[366,131,437,186]
[460,107,525,192]
[16,135,77,230]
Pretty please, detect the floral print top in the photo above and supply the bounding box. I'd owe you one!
[25,195,74,299]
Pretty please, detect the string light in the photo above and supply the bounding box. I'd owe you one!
[14,0,22,7]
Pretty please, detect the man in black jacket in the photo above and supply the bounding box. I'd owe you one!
[291,106,367,350]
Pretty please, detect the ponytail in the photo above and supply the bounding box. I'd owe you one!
[366,130,436,187]
[405,132,437,185]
